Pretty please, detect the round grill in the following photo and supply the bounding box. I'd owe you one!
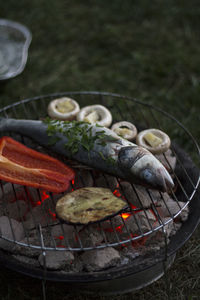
[0,91,199,253]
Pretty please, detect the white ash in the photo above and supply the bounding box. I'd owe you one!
[0,184,28,220]
[144,233,169,253]
[119,182,153,208]
[0,216,25,251]
[76,225,104,248]
[24,200,57,230]
[138,217,176,254]
[51,223,82,248]
[121,246,140,260]
[156,199,189,222]
[0,216,25,241]
[124,210,156,235]
[80,247,121,271]
[13,227,56,257]
[0,200,27,221]
[149,190,171,203]
[153,217,175,238]
[13,237,45,257]
[38,250,74,270]
[170,222,182,236]
[0,183,12,197]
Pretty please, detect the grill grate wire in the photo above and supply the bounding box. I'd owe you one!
[0,92,199,252]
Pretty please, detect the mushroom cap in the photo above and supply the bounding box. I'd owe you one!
[136,128,171,154]
[47,97,80,120]
[111,121,137,141]
[77,104,112,127]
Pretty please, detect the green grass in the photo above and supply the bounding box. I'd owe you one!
[0,0,200,299]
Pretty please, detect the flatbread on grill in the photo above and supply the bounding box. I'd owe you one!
[56,187,127,225]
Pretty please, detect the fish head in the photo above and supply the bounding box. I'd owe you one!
[118,146,174,192]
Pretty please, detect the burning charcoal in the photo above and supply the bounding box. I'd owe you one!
[142,217,176,253]
[80,247,120,271]
[100,215,124,230]
[153,217,175,238]
[24,199,57,230]
[0,200,27,221]
[72,170,94,189]
[148,190,171,203]
[0,216,25,251]
[170,222,182,236]
[38,250,74,270]
[76,225,104,248]
[156,199,189,221]
[95,174,118,191]
[0,183,13,198]
[98,216,128,244]
[13,237,46,257]
[119,182,152,208]
[14,227,56,257]
[51,224,81,248]
[121,246,140,260]
[123,210,157,238]
[155,149,177,172]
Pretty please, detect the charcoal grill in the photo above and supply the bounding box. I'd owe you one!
[0,91,199,298]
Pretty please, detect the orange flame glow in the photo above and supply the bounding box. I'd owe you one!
[113,189,122,197]
[121,213,131,220]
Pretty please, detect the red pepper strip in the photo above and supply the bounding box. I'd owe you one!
[0,136,75,193]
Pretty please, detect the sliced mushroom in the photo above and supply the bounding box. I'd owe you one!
[47,97,80,120]
[77,104,112,127]
[136,128,171,154]
[111,121,137,141]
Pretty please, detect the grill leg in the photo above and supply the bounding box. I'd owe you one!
[42,278,47,300]
[163,228,172,300]
[38,225,47,300]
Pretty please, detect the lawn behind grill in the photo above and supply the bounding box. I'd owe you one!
[0,1,200,299]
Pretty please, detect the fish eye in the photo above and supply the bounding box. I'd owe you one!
[142,169,153,181]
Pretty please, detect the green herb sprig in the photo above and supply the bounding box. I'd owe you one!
[44,118,119,157]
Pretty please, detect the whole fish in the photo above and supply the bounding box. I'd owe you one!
[0,118,174,192]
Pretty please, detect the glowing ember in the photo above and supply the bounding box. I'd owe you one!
[131,233,147,247]
[121,213,131,220]
[115,225,123,233]
[71,179,75,191]
[48,209,57,220]
[41,190,50,201]
[35,190,50,206]
[113,189,122,197]
[55,235,64,241]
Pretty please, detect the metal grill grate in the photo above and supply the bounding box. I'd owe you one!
[0,91,199,252]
